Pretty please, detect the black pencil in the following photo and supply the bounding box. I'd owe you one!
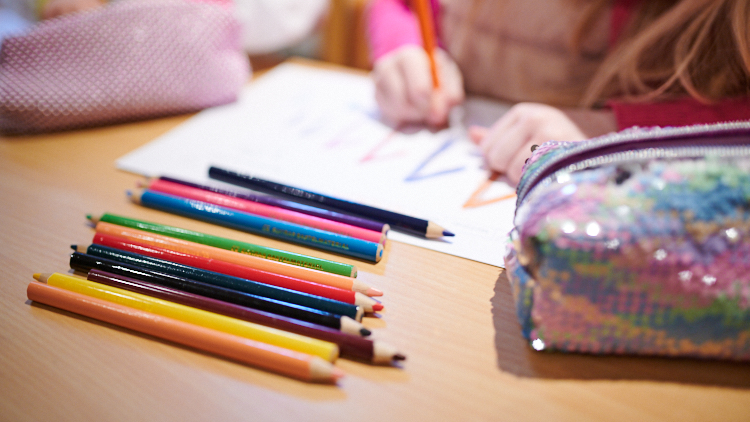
[208,166,454,238]
[68,251,370,336]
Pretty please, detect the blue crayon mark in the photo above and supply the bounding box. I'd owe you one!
[404,137,466,182]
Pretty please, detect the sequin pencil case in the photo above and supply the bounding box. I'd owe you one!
[505,121,750,361]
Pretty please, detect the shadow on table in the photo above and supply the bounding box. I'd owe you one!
[491,272,750,389]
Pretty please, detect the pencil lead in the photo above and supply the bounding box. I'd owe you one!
[85,214,92,220]
[70,244,77,250]
[331,366,346,381]
[394,353,406,361]
[372,303,384,312]
[359,328,372,337]
[442,230,455,237]
[365,287,384,297]
[32,273,41,281]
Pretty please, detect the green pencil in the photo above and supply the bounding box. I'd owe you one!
[87,213,358,278]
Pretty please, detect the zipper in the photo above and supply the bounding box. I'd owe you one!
[516,121,750,204]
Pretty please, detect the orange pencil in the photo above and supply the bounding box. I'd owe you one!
[94,222,383,296]
[27,281,344,383]
[412,0,440,88]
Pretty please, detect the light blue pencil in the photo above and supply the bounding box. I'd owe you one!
[129,189,384,263]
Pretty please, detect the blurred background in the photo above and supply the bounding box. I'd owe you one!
[251,0,371,71]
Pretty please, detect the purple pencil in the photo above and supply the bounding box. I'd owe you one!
[156,176,390,235]
[86,269,405,364]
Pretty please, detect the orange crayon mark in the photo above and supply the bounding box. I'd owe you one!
[462,172,516,209]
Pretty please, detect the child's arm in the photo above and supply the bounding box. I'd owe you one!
[368,0,464,126]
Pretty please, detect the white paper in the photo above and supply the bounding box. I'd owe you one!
[117,63,517,267]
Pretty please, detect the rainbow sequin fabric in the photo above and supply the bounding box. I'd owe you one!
[505,124,750,360]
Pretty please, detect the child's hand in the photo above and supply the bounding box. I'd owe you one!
[41,0,105,20]
[469,103,588,184]
[372,45,464,126]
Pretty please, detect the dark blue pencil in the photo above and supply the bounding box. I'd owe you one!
[68,251,369,336]
[129,189,384,262]
[72,244,363,320]
[208,166,454,238]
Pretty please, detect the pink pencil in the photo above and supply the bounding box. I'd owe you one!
[142,178,387,244]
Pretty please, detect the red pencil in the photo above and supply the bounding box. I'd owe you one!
[92,232,383,313]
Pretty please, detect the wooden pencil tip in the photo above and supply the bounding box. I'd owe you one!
[85,214,92,220]
[32,273,41,281]
[359,328,372,337]
[331,367,346,381]
[372,303,384,312]
[394,353,406,361]
[70,244,77,250]
[443,230,455,237]
[366,287,383,297]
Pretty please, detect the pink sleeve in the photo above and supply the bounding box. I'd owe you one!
[366,0,423,61]
[610,97,750,130]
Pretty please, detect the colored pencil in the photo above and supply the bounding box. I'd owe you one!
[208,166,454,238]
[87,270,404,363]
[412,0,440,88]
[69,252,370,336]
[74,241,362,320]
[34,273,340,362]
[94,221,381,296]
[158,176,389,234]
[27,281,344,382]
[129,189,384,262]
[91,232,383,313]
[88,213,357,278]
[142,178,387,244]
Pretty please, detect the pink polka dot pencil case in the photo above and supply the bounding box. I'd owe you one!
[0,0,249,134]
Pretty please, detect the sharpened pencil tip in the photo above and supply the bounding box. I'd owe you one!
[85,214,92,220]
[366,287,383,297]
[372,303,384,312]
[331,366,346,381]
[443,230,455,237]
[394,353,406,361]
[360,328,372,337]
[32,273,41,281]
[70,244,77,250]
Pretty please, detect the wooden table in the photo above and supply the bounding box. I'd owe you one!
[2,62,749,422]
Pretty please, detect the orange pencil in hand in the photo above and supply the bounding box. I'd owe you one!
[412,0,440,88]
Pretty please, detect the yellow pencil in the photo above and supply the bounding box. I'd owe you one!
[35,273,339,362]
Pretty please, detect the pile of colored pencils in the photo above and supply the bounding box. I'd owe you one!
[27,210,404,383]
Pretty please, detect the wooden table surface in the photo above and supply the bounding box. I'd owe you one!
[1,63,749,422]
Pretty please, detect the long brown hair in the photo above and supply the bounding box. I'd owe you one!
[581,0,750,106]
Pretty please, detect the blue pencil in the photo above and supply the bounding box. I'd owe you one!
[129,189,384,263]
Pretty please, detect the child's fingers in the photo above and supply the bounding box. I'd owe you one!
[468,126,489,144]
[398,48,433,113]
[484,120,530,172]
[506,139,539,183]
